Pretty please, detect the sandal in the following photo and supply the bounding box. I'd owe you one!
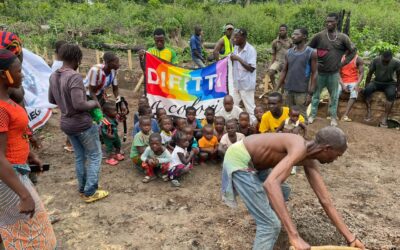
[115,153,125,161]
[341,116,352,122]
[83,190,109,203]
[105,158,119,166]
[379,122,388,128]
[162,175,169,182]
[142,175,156,183]
[63,145,74,152]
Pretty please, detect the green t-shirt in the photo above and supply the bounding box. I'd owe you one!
[130,131,152,159]
[147,47,178,64]
[370,57,400,84]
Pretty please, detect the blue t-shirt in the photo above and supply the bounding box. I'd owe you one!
[132,118,160,137]
[190,34,202,59]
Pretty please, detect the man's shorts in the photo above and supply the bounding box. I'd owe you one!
[268,61,284,73]
[342,82,358,99]
[363,81,397,102]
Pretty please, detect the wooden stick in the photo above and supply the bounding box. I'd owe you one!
[134,75,144,93]
[96,50,100,64]
[289,246,360,250]
[127,49,132,70]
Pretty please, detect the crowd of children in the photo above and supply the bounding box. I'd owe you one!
[128,93,307,187]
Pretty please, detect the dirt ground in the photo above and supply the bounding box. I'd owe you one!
[29,84,400,250]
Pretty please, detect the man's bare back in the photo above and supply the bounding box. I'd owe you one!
[243,133,307,170]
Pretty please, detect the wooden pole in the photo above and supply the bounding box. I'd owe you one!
[289,246,360,250]
[127,50,132,70]
[96,50,100,64]
[134,75,144,93]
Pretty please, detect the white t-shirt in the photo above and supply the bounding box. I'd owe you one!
[51,60,63,72]
[171,145,187,167]
[232,42,257,91]
[220,133,245,148]
[215,105,243,121]
[160,130,172,145]
[83,64,118,96]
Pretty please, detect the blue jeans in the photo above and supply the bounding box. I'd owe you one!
[68,124,102,196]
[258,169,291,202]
[232,171,284,250]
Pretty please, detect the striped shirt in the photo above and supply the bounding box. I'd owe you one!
[83,64,118,96]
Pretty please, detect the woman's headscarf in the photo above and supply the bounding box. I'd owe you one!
[0,31,22,57]
[0,49,18,70]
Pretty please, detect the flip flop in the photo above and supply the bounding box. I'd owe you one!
[364,117,372,122]
[142,176,156,183]
[83,190,109,203]
[379,122,388,128]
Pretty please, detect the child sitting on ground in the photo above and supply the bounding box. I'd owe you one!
[133,106,160,136]
[201,107,215,127]
[215,95,243,121]
[140,133,171,183]
[130,116,153,166]
[254,106,264,134]
[214,116,226,142]
[134,96,150,124]
[169,131,195,187]
[101,102,124,166]
[186,106,202,139]
[238,112,256,136]
[183,125,200,162]
[198,124,219,163]
[156,107,167,124]
[160,116,174,146]
[276,106,307,136]
[218,119,245,156]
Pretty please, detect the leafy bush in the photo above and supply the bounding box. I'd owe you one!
[1,0,399,61]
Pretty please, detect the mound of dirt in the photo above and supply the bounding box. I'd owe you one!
[34,89,399,250]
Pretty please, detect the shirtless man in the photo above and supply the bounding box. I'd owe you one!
[221,126,365,250]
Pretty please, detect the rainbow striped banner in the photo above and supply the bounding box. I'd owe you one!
[145,52,231,118]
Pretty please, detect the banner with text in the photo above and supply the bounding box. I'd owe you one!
[145,52,230,119]
[22,49,56,130]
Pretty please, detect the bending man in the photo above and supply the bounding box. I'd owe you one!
[222,126,365,250]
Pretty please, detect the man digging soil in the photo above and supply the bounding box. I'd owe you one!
[221,126,366,250]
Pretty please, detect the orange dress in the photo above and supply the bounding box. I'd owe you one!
[0,99,57,249]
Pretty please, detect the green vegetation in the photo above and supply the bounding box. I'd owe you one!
[1,0,399,61]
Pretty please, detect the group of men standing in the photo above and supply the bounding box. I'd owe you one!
[187,13,399,128]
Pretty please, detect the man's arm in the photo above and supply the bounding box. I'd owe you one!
[230,47,256,73]
[303,160,365,249]
[112,84,119,99]
[270,41,277,64]
[305,50,318,106]
[356,57,365,88]
[275,55,288,91]
[264,141,310,249]
[213,39,224,61]
[275,120,285,132]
